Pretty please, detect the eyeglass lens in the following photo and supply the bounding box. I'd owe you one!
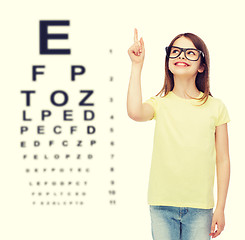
[168,46,200,61]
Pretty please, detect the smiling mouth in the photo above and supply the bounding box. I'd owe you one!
[175,63,189,67]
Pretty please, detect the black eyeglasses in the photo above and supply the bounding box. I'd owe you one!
[165,46,204,61]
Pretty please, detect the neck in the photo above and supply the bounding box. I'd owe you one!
[172,75,200,98]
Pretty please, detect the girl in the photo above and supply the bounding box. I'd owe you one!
[127,28,230,240]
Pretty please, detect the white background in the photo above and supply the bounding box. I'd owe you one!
[0,0,244,239]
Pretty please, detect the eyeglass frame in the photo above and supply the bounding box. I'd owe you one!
[165,46,205,61]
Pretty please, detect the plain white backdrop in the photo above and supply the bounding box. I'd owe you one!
[0,0,244,239]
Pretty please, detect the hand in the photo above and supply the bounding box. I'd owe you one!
[209,208,225,238]
[128,28,145,65]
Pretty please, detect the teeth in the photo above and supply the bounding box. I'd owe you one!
[176,63,188,66]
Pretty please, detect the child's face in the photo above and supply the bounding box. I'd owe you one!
[168,36,204,77]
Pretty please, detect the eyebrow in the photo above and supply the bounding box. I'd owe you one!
[172,45,198,50]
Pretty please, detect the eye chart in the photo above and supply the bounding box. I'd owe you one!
[0,3,153,239]
[19,20,117,207]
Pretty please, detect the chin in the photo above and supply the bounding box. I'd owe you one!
[169,69,191,74]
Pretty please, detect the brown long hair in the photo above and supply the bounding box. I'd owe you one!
[156,33,212,106]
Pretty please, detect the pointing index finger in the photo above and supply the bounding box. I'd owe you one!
[134,28,138,43]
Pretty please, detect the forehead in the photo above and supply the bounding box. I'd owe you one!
[172,36,196,48]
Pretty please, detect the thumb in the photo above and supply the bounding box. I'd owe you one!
[211,221,216,233]
[140,37,144,44]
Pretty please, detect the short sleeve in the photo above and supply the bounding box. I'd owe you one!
[143,96,159,120]
[215,99,231,126]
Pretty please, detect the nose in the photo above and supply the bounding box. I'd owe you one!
[179,51,186,59]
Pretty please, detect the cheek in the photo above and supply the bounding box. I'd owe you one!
[168,60,174,71]
[197,60,202,68]
[196,63,202,71]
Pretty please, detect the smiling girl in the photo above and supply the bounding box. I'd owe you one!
[127,28,230,240]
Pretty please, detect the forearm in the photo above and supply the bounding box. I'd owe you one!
[127,63,144,118]
[216,158,230,211]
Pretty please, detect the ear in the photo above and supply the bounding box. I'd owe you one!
[198,63,205,73]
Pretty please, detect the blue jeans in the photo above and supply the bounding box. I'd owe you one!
[149,205,213,240]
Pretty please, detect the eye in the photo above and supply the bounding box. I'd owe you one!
[171,49,180,54]
[188,51,195,55]
[187,49,198,55]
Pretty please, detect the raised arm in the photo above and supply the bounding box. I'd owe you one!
[127,28,154,122]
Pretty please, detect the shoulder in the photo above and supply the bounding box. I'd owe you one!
[149,95,161,101]
[209,95,230,126]
[207,94,227,108]
[144,92,171,106]
[144,95,163,104]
